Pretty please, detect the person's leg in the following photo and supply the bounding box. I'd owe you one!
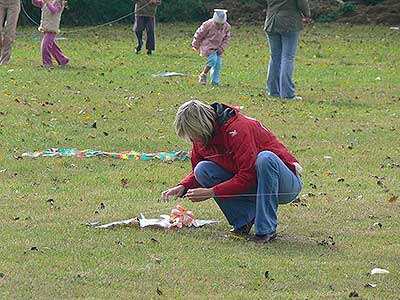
[144,16,155,53]
[133,16,145,53]
[205,51,218,74]
[279,31,300,99]
[41,32,56,66]
[198,66,210,85]
[201,65,211,74]
[266,32,282,97]
[194,161,256,229]
[210,54,222,85]
[199,51,217,84]
[0,6,6,51]
[50,36,69,65]
[0,1,20,65]
[254,151,302,236]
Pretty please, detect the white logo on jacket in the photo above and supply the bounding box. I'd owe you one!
[229,130,238,137]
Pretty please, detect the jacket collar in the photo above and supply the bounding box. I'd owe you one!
[211,102,237,127]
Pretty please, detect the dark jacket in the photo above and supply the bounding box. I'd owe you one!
[264,0,311,33]
[180,103,301,199]
[135,0,161,17]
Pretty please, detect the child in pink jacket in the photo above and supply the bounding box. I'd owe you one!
[192,9,231,85]
[32,0,69,67]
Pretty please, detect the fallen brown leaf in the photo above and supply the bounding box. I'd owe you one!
[121,178,129,189]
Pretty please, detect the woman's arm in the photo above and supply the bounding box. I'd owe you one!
[47,1,63,14]
[32,0,44,8]
[296,0,311,18]
[179,144,203,190]
[212,124,259,199]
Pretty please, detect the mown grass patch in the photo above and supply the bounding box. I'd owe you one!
[0,23,399,299]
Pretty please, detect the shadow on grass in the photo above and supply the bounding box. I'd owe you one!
[210,230,338,255]
[314,98,370,109]
[35,64,100,72]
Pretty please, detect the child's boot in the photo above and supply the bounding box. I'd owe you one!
[198,72,207,85]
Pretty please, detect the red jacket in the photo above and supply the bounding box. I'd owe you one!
[179,103,301,200]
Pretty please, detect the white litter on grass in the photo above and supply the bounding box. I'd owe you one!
[390,27,399,31]
[370,268,390,275]
[85,221,100,226]
[151,72,186,78]
[323,156,333,160]
[365,283,377,288]
[372,222,382,228]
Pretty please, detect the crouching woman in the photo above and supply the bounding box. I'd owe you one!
[161,100,302,243]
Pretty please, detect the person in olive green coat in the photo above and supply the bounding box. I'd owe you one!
[133,0,161,55]
[264,0,311,100]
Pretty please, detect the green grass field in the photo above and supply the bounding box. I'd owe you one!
[1,23,399,299]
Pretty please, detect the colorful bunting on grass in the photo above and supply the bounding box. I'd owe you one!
[22,148,190,162]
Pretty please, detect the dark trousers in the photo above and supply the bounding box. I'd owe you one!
[134,16,155,51]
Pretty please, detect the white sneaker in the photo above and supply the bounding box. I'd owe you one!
[198,73,207,85]
[290,95,303,100]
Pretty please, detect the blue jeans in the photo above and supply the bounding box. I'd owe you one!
[206,51,222,85]
[266,31,300,99]
[194,151,302,235]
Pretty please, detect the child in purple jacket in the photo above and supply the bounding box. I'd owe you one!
[32,0,69,67]
[192,9,231,86]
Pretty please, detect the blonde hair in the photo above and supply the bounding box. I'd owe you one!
[174,100,216,145]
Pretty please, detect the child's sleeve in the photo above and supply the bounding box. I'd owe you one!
[32,0,43,8]
[192,22,207,49]
[47,1,63,14]
[218,24,231,55]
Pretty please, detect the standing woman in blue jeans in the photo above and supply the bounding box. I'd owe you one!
[161,100,303,243]
[265,0,311,100]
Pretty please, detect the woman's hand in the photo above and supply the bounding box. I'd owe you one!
[161,185,186,202]
[192,47,198,52]
[302,17,312,24]
[185,188,215,202]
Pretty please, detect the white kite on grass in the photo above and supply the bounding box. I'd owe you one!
[86,205,219,230]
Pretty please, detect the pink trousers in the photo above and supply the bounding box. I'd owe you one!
[41,32,69,66]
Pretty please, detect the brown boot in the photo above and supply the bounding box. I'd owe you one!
[250,232,277,243]
[229,220,254,236]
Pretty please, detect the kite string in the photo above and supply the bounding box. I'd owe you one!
[20,0,152,34]
[99,191,306,220]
